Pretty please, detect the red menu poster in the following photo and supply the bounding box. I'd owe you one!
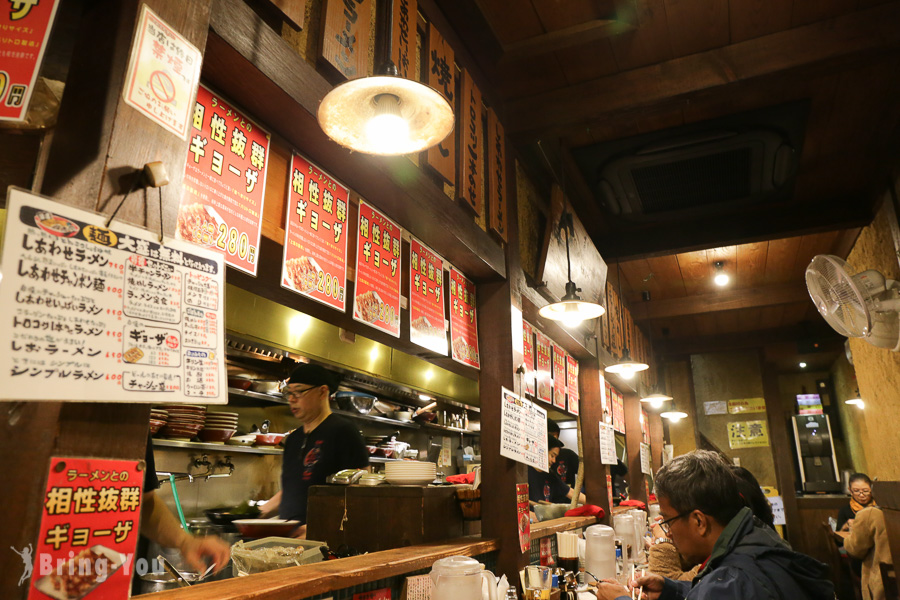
[178,84,270,275]
[516,483,530,553]
[0,0,59,121]
[409,237,447,354]
[613,390,626,433]
[353,200,402,337]
[567,354,579,415]
[642,409,650,443]
[26,457,142,600]
[552,343,566,410]
[523,320,535,397]
[281,153,349,311]
[449,266,481,368]
[603,379,612,424]
[534,330,552,404]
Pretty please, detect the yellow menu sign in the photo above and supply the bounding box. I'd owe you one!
[728,420,769,449]
[727,397,766,414]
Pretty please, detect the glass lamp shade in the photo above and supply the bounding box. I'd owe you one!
[640,392,673,409]
[317,75,454,156]
[661,411,688,421]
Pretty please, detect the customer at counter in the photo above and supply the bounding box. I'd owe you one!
[528,436,586,507]
[260,363,369,538]
[548,420,580,487]
[843,506,893,600]
[838,473,877,532]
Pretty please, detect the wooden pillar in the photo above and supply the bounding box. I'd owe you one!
[875,481,900,571]
[649,412,664,484]
[624,391,647,503]
[580,362,611,520]
[0,3,211,599]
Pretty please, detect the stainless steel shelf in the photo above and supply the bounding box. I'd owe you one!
[153,439,283,455]
[227,387,289,405]
[332,409,422,429]
[420,422,479,436]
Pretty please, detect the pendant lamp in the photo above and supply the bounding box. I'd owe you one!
[640,329,670,408]
[538,211,605,328]
[317,1,453,156]
[605,261,649,379]
[661,410,688,422]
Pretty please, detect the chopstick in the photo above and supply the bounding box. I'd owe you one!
[630,564,636,600]
[637,568,645,600]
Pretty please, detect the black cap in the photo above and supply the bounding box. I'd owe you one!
[287,363,341,394]
[548,436,564,450]
[547,419,561,436]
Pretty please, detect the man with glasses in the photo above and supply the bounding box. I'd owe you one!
[595,450,834,600]
[260,363,368,537]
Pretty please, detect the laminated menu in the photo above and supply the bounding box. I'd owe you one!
[0,188,226,403]
[500,386,548,471]
[353,200,402,337]
[409,237,447,355]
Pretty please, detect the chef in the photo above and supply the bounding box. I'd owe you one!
[261,363,369,538]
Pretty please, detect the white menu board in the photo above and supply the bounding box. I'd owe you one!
[0,188,226,403]
[640,442,652,475]
[500,386,548,471]
[599,421,617,465]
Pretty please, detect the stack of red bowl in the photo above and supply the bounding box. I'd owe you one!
[149,409,168,435]
[199,411,239,444]
[158,405,207,441]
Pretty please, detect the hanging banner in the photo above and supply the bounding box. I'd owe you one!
[602,378,612,425]
[457,69,483,215]
[500,387,548,471]
[727,397,766,414]
[26,457,142,600]
[487,107,508,242]
[727,420,770,449]
[523,320,535,397]
[353,200,402,337]
[423,22,455,184]
[391,0,416,80]
[409,237,447,355]
[607,473,614,509]
[640,442,652,475]
[613,390,626,433]
[0,189,226,403]
[0,0,59,122]
[566,354,579,415]
[534,330,553,404]
[122,5,202,139]
[516,483,531,553]
[599,422,617,465]
[178,84,269,275]
[319,0,372,80]
[641,409,650,443]
[449,266,480,368]
[281,153,349,311]
[552,343,567,410]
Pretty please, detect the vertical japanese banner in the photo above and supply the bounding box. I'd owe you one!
[606,473,614,509]
[0,0,59,121]
[319,0,372,80]
[281,153,349,311]
[178,84,269,275]
[487,107,508,242]
[602,378,611,424]
[391,0,416,79]
[534,330,552,404]
[457,69,483,214]
[641,409,650,443]
[423,22,455,184]
[409,237,447,355]
[566,354,579,416]
[552,343,566,410]
[26,458,142,600]
[516,483,531,554]
[353,200,402,337]
[614,391,626,433]
[448,266,481,368]
[122,5,202,139]
[523,320,535,397]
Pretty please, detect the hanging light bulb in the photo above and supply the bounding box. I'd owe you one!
[661,410,688,422]
[640,392,673,409]
[605,261,649,378]
[713,261,730,287]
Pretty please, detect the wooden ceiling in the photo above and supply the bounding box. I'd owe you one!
[433,0,900,359]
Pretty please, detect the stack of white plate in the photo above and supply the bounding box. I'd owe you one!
[384,461,436,485]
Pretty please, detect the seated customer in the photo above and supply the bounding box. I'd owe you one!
[595,450,834,600]
[839,473,877,532]
[844,505,893,600]
[528,436,586,507]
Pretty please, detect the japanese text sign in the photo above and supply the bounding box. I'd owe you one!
[534,330,552,404]
[727,397,766,414]
[0,0,59,122]
[522,320,535,396]
[640,442,651,475]
[178,84,270,275]
[391,0,416,79]
[27,457,142,600]
[566,354,579,415]
[424,22,455,184]
[409,237,447,355]
[517,483,530,553]
[0,189,226,403]
[727,420,770,449]
[449,266,480,368]
[458,69,483,214]
[320,0,372,80]
[123,5,202,139]
[500,387,548,471]
[552,343,566,410]
[613,389,625,433]
[599,422,617,465]
[282,153,349,311]
[487,107,507,242]
[353,200,401,337]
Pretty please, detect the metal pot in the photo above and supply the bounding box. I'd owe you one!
[139,572,183,594]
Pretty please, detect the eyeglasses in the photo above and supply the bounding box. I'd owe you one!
[850,489,872,496]
[659,511,692,534]
[283,386,316,401]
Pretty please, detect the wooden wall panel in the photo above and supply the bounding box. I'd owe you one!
[736,241,768,289]
[728,0,792,43]
[663,0,730,57]
[764,237,803,284]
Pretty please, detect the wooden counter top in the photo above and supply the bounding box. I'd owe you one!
[530,516,597,539]
[136,537,498,600]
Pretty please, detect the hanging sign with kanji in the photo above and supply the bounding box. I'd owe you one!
[487,107,508,242]
[566,354,579,415]
[409,237,447,355]
[458,69,483,215]
[122,4,202,138]
[534,330,552,404]
[613,389,625,433]
[523,320,535,397]
[353,200,402,337]
[391,0,416,79]
[448,266,480,369]
[552,343,566,410]
[727,420,770,449]
[0,0,60,122]
[177,84,270,275]
[423,22,455,184]
[26,457,143,600]
[281,153,349,311]
[319,0,372,80]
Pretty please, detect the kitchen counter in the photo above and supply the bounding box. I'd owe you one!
[135,536,498,600]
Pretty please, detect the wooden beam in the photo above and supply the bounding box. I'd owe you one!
[505,1,900,137]
[632,283,810,321]
[500,19,636,64]
[659,323,841,357]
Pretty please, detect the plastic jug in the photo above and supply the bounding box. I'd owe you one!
[613,513,636,564]
[629,509,647,563]
[430,555,499,600]
[583,524,616,583]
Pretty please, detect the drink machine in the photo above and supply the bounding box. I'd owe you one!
[791,414,841,493]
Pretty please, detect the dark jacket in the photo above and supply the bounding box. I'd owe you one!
[659,507,835,600]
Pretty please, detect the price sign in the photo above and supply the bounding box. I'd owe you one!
[552,343,566,410]
[449,266,480,368]
[0,0,59,122]
[500,387,548,470]
[353,200,402,337]
[566,354,579,415]
[409,237,447,355]
[178,84,270,275]
[523,320,535,397]
[281,153,349,311]
[534,330,552,404]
